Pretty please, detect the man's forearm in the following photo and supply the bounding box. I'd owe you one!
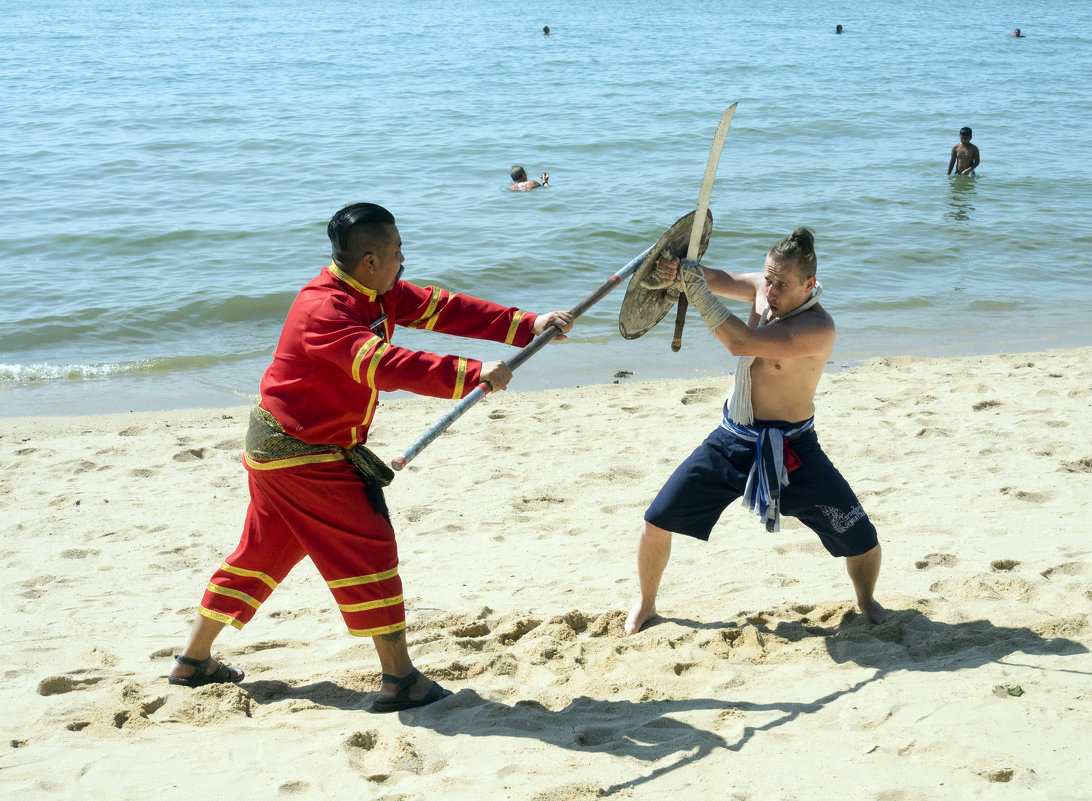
[680,264,731,331]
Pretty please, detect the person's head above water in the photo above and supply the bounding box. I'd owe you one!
[959,126,972,140]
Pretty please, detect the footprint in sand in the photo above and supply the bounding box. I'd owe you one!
[235,639,298,654]
[99,693,167,731]
[915,553,959,570]
[511,495,568,512]
[37,669,114,696]
[172,448,207,462]
[1061,457,1092,473]
[345,731,434,782]
[269,609,306,620]
[1000,487,1050,503]
[64,459,100,475]
[345,730,379,751]
[1040,562,1089,579]
[680,386,721,405]
[972,399,1002,411]
[276,781,311,795]
[167,683,255,725]
[451,621,491,638]
[774,540,828,556]
[495,617,542,645]
[402,506,431,523]
[60,548,100,559]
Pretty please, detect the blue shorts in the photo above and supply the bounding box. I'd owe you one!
[645,422,879,557]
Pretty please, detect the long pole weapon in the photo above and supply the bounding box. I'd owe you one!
[390,246,652,471]
[392,103,738,471]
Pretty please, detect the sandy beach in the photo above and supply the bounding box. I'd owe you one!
[2,347,1090,800]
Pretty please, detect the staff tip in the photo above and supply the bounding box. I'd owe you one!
[391,456,407,471]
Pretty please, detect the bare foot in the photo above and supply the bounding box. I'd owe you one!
[625,601,657,635]
[858,598,886,624]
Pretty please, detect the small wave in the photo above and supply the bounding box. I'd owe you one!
[0,361,160,383]
[0,353,253,384]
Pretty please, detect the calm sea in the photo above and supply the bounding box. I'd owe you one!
[3,0,1091,416]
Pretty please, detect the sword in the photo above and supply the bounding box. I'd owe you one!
[671,103,737,351]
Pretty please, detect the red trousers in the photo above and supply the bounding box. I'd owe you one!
[199,457,405,637]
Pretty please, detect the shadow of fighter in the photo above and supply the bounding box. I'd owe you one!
[237,608,1085,795]
[407,609,1085,794]
[401,682,879,796]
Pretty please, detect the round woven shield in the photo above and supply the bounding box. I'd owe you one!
[617,209,713,339]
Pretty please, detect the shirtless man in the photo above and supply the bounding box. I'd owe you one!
[947,127,980,176]
[624,228,884,635]
[509,165,550,191]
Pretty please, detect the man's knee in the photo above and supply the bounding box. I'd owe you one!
[641,520,672,541]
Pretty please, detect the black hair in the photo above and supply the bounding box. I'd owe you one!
[959,126,972,137]
[509,165,527,182]
[768,227,818,279]
[327,203,396,269]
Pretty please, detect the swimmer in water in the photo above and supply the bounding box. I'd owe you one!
[947,127,980,176]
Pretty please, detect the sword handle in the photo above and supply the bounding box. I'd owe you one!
[671,296,688,352]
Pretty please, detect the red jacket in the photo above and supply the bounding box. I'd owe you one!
[259,263,538,447]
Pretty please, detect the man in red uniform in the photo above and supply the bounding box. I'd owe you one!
[168,202,574,712]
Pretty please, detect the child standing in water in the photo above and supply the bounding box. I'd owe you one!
[948,127,980,176]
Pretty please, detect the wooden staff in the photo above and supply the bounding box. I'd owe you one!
[671,103,738,351]
[390,245,653,471]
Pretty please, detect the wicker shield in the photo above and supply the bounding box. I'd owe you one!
[617,209,713,339]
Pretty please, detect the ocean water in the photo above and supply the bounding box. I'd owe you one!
[2,0,1091,416]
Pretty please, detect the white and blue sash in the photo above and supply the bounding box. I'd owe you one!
[720,414,815,532]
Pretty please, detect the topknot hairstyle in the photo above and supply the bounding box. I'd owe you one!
[768,227,817,279]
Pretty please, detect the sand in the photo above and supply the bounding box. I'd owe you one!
[2,347,1090,800]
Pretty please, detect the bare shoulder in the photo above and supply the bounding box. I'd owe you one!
[797,304,836,335]
[782,303,835,337]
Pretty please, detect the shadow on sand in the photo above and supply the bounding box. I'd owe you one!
[238,609,1085,795]
[398,608,1086,794]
